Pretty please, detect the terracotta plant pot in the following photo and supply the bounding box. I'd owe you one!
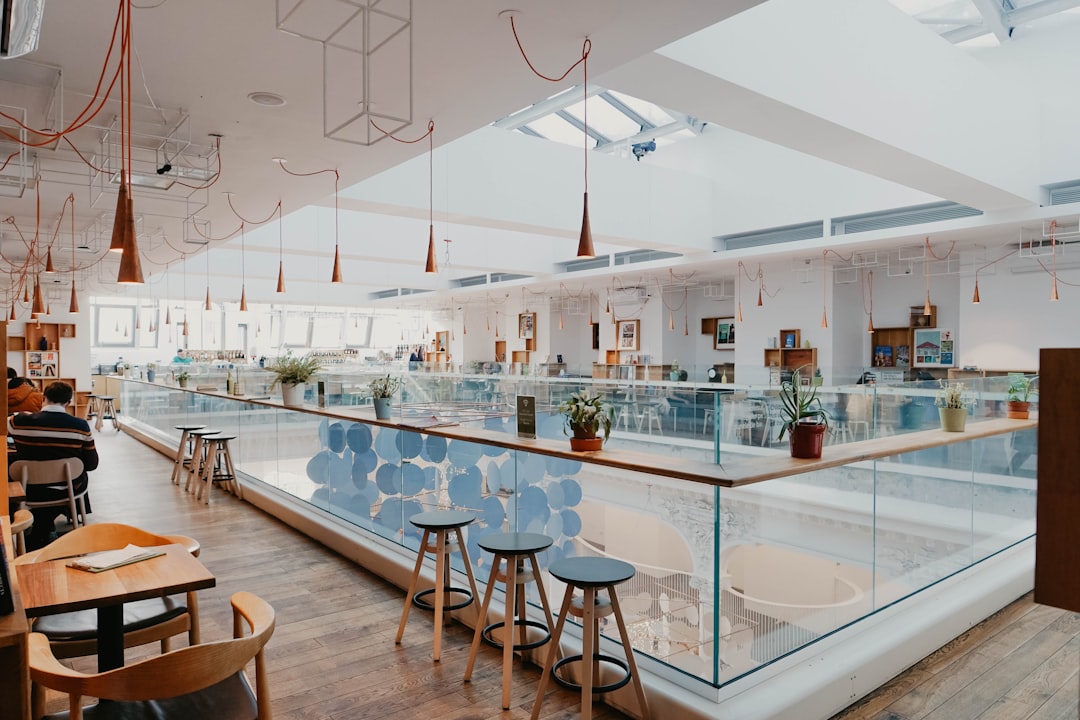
[1006,400,1030,419]
[570,425,603,452]
[570,436,603,452]
[788,422,826,459]
[938,407,967,432]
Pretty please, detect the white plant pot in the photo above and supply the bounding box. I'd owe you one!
[281,382,306,406]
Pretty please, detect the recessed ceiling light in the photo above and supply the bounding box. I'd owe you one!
[248,92,286,107]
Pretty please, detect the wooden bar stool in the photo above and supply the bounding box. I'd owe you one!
[96,396,119,431]
[197,435,241,503]
[184,429,219,494]
[395,510,480,662]
[85,394,99,427]
[531,557,650,720]
[464,532,556,710]
[171,424,206,485]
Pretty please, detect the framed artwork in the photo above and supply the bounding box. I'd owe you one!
[518,312,535,340]
[914,329,955,367]
[714,317,735,349]
[617,319,640,350]
[873,345,893,367]
[895,345,910,368]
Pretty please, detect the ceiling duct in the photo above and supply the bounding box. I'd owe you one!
[716,220,823,251]
[1,0,45,59]
[831,201,980,235]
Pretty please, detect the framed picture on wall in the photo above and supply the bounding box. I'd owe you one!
[617,319,640,350]
[714,317,735,349]
[518,312,535,340]
[914,329,955,367]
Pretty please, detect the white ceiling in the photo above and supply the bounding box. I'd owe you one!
[2,0,1080,312]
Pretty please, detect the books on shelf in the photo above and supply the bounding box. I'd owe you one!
[67,544,166,573]
[873,345,894,367]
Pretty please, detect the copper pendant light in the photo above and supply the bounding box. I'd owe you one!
[165,305,171,325]
[276,261,286,293]
[117,195,144,284]
[8,304,15,321]
[867,314,874,333]
[1050,274,1059,301]
[923,290,932,316]
[424,225,438,274]
[821,308,829,329]
[109,171,129,253]
[971,280,981,304]
[668,310,674,331]
[44,247,55,273]
[331,245,343,283]
[22,283,29,304]
[756,286,763,307]
[204,287,212,311]
[240,285,248,312]
[577,193,595,258]
[31,275,45,316]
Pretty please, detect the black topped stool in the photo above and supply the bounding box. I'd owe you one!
[197,435,241,503]
[184,429,220,494]
[95,396,119,432]
[530,557,650,720]
[395,510,480,662]
[171,424,206,486]
[463,532,557,710]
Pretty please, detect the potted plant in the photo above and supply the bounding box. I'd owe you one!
[266,353,321,406]
[1006,375,1037,419]
[936,380,973,432]
[777,365,829,459]
[368,374,403,420]
[670,359,680,382]
[146,362,156,383]
[176,370,190,389]
[559,392,613,452]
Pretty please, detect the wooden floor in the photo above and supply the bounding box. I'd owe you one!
[39,430,1080,720]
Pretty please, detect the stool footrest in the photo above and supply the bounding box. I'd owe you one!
[481,619,551,652]
[552,654,632,694]
[413,587,474,612]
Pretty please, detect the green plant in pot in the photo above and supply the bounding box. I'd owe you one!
[559,392,613,452]
[176,370,190,388]
[146,362,156,383]
[936,380,973,432]
[368,374,402,420]
[777,365,829,459]
[266,353,321,406]
[1006,374,1037,419]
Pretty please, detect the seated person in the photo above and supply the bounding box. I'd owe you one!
[173,348,193,364]
[9,381,98,550]
[7,367,43,414]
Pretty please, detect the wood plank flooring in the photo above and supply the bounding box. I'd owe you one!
[37,430,1080,720]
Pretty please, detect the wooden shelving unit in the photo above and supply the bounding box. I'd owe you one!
[870,305,936,375]
[18,322,83,416]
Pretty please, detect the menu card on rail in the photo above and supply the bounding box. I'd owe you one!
[517,395,536,439]
[68,544,166,573]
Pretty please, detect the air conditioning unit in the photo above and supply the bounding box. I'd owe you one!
[1,0,46,59]
[612,286,648,304]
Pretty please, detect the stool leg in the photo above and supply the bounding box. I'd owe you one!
[581,587,596,720]
[433,530,446,662]
[222,441,241,499]
[501,553,518,709]
[396,529,431,646]
[199,445,216,504]
[531,584,575,720]
[609,590,651,720]
[527,552,556,635]
[185,437,203,493]
[463,559,501,682]
[94,403,103,432]
[453,527,481,619]
[171,430,188,485]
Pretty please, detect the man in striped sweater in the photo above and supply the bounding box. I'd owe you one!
[9,381,99,549]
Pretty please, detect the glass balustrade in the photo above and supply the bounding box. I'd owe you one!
[119,375,1038,694]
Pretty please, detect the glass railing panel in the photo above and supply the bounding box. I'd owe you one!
[719,466,876,677]
[971,430,1037,561]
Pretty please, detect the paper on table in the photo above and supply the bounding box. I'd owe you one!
[68,544,166,573]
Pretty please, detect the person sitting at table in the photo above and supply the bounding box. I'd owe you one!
[8,381,99,550]
[8,366,43,414]
[173,348,193,363]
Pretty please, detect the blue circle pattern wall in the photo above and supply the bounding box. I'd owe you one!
[303,413,584,579]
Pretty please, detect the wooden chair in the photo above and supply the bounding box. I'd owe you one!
[10,508,33,556]
[10,458,88,531]
[29,591,275,720]
[14,523,203,659]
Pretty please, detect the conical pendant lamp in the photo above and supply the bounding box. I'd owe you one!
[117,194,144,284]
[44,247,55,273]
[22,284,28,304]
[577,193,595,258]
[331,245,343,283]
[204,287,212,311]
[276,262,286,293]
[239,285,248,312]
[8,304,15,321]
[31,276,45,316]
[165,305,171,325]
[109,171,129,253]
[425,225,438,274]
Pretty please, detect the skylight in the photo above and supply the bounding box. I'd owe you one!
[889,0,1080,44]
[493,86,704,159]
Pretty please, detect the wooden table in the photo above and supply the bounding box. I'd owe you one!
[16,543,215,671]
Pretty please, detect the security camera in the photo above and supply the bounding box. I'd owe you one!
[156,163,172,175]
[631,140,656,162]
